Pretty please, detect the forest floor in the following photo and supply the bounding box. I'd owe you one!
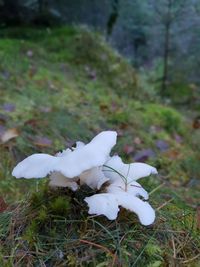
[0,26,199,266]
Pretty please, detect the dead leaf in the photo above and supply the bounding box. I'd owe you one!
[193,116,200,129]
[135,242,142,249]
[0,128,19,143]
[99,104,109,112]
[0,197,7,213]
[134,137,142,145]
[174,134,182,143]
[84,65,97,80]
[27,50,33,57]
[0,114,8,124]
[123,144,134,155]
[116,129,124,137]
[133,149,156,162]
[149,125,163,134]
[119,122,129,130]
[0,125,6,137]
[33,136,52,147]
[28,65,37,78]
[111,102,118,112]
[39,106,52,113]
[2,103,16,112]
[165,149,180,160]
[156,140,169,152]
[24,119,39,127]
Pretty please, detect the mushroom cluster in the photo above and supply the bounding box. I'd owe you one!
[12,131,158,226]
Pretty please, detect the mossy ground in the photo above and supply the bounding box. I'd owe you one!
[0,26,199,266]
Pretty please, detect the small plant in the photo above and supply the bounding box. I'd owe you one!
[12,131,158,226]
[50,196,70,215]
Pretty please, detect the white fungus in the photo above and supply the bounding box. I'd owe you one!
[12,130,117,181]
[12,130,158,226]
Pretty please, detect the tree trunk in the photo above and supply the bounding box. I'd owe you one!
[0,0,21,25]
[161,0,172,95]
[106,0,119,39]
[162,22,170,94]
[38,0,48,14]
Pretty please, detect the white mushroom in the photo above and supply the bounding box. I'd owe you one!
[12,131,117,190]
[103,155,157,183]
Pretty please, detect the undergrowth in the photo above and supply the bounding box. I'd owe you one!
[0,26,199,266]
[0,181,199,266]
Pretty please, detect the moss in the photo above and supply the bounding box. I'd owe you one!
[0,26,199,266]
[181,153,200,179]
[37,207,48,222]
[145,239,162,257]
[143,104,186,135]
[108,110,130,125]
[30,185,49,208]
[50,196,70,215]
[0,182,199,266]
[167,82,194,104]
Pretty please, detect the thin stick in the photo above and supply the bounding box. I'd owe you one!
[182,253,200,264]
[80,239,118,265]
[171,234,176,258]
[156,198,173,211]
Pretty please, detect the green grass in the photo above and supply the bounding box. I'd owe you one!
[0,26,199,266]
[0,184,199,266]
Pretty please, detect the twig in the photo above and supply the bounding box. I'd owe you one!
[156,198,173,211]
[79,239,119,265]
[171,234,176,258]
[182,253,200,264]
[176,233,191,255]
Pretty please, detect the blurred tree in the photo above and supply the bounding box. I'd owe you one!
[106,0,119,38]
[33,0,51,25]
[0,0,199,99]
[112,0,150,66]
[0,0,21,25]
[150,0,188,94]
